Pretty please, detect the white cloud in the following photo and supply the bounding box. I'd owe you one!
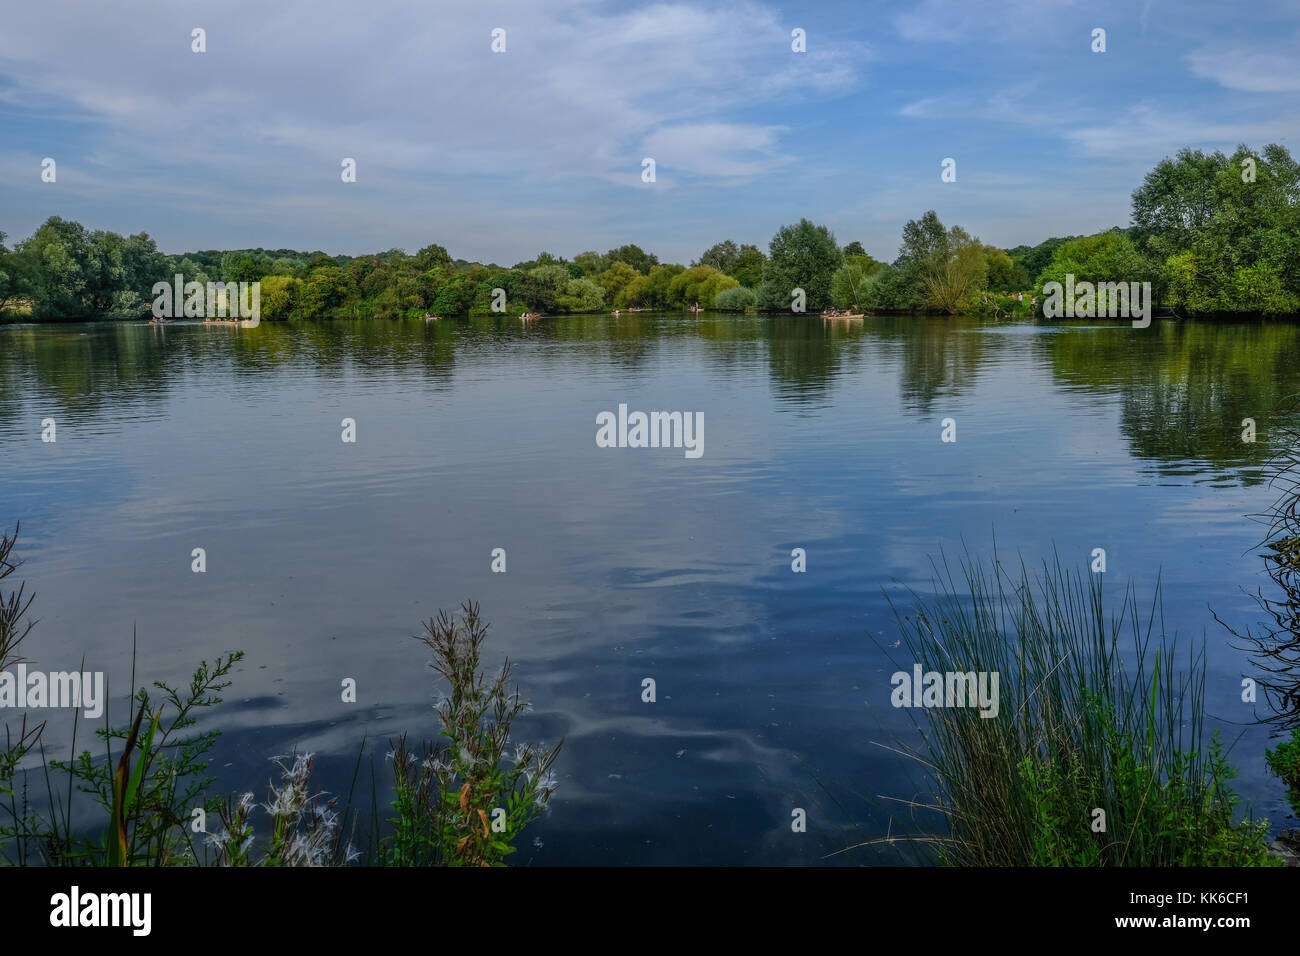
[1186,43,1300,93]
[1066,103,1300,157]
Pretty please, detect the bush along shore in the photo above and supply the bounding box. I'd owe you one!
[2,143,1297,324]
[0,524,560,866]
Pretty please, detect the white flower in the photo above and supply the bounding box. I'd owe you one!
[533,770,559,806]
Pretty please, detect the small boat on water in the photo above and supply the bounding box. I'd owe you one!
[822,310,863,319]
[424,313,441,322]
[520,312,541,320]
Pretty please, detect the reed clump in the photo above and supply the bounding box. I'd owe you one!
[886,552,1276,866]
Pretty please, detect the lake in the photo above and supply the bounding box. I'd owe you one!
[1,312,1297,864]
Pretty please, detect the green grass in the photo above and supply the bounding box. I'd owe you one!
[883,550,1276,866]
[1265,728,1300,815]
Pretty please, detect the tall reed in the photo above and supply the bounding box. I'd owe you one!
[885,551,1275,866]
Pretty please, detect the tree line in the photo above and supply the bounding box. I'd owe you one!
[2,142,1295,321]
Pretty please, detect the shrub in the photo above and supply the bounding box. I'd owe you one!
[712,286,757,312]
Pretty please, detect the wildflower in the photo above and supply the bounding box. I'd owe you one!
[533,770,559,806]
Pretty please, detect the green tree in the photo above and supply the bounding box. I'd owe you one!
[667,265,738,308]
[413,244,453,273]
[298,266,352,317]
[1036,230,1159,299]
[640,264,685,309]
[573,251,606,276]
[830,255,885,310]
[1132,143,1300,314]
[925,227,989,314]
[259,275,301,320]
[697,240,741,272]
[727,245,765,287]
[16,217,93,319]
[557,276,605,312]
[597,261,640,303]
[604,244,658,275]
[895,210,949,286]
[758,219,843,312]
[983,246,1028,291]
[0,231,23,313]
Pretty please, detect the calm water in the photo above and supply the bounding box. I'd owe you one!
[2,313,1298,864]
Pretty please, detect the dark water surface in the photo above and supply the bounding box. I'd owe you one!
[2,313,1298,863]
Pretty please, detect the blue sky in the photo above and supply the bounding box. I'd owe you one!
[1,0,1297,265]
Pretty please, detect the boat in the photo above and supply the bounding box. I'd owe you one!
[520,312,541,320]
[822,312,864,320]
[424,313,441,322]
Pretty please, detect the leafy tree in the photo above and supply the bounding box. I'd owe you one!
[1036,230,1159,299]
[667,265,738,308]
[1007,236,1080,283]
[572,251,605,276]
[413,244,453,273]
[597,261,640,302]
[697,240,741,272]
[639,264,685,309]
[983,246,1028,291]
[1132,143,1300,314]
[830,255,885,310]
[604,244,658,275]
[727,245,766,287]
[830,255,883,308]
[525,265,571,312]
[0,231,23,312]
[895,210,949,285]
[259,275,301,320]
[557,276,605,312]
[431,273,479,315]
[925,227,989,314]
[614,275,647,308]
[298,266,352,317]
[859,264,922,312]
[758,219,842,312]
[843,240,866,257]
[16,217,94,319]
[1131,148,1229,260]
